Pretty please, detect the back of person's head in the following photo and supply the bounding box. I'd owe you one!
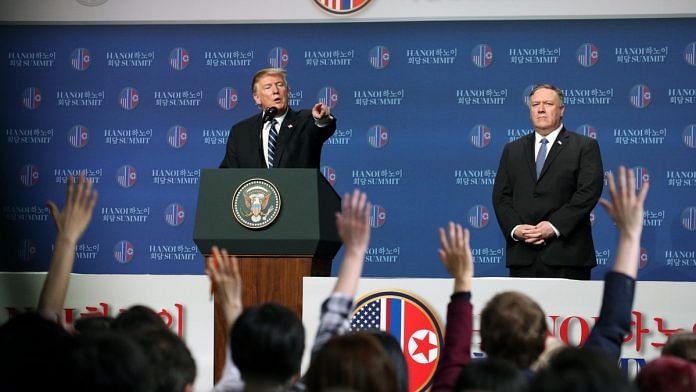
[136,329,196,392]
[305,331,398,392]
[70,329,155,392]
[530,347,634,392]
[0,312,74,391]
[365,329,409,392]
[74,315,114,334]
[636,355,696,392]
[662,332,696,364]
[230,302,305,385]
[454,357,528,392]
[480,291,547,369]
[111,304,167,336]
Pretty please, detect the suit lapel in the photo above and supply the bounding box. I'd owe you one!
[273,109,297,167]
[538,128,569,180]
[525,133,537,181]
[253,114,266,168]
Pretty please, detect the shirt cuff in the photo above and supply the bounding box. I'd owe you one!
[314,115,334,127]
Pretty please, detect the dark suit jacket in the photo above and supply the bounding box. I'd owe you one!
[219,108,336,168]
[492,128,603,268]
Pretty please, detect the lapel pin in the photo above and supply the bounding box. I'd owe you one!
[288,124,293,128]
[557,141,562,145]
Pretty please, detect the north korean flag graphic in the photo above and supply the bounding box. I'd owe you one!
[71,48,91,71]
[351,291,443,392]
[315,0,371,14]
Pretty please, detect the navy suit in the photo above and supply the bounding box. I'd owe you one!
[219,108,336,169]
[492,127,604,272]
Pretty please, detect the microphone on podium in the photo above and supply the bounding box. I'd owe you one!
[262,107,278,123]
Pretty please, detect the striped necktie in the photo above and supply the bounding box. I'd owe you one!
[267,119,278,168]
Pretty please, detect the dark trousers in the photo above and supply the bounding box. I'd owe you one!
[509,262,591,280]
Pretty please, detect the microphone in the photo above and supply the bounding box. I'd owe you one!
[262,107,278,123]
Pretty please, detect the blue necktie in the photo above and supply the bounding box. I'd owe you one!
[267,119,278,168]
[536,138,548,179]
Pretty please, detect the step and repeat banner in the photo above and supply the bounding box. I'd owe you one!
[1,19,695,281]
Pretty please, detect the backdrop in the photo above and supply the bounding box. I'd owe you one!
[1,19,694,280]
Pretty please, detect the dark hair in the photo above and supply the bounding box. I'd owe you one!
[0,312,74,391]
[230,302,305,385]
[480,292,547,369]
[530,347,634,392]
[305,332,398,392]
[662,332,696,364]
[636,355,696,392]
[454,358,528,392]
[136,329,196,392]
[365,330,409,392]
[529,83,565,106]
[69,329,155,392]
[74,315,114,334]
[111,305,167,336]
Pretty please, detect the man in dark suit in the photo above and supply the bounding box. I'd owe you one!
[219,68,336,169]
[492,84,604,280]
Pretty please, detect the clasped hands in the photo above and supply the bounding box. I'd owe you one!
[514,221,556,246]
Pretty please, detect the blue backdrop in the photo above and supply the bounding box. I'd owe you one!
[1,19,694,281]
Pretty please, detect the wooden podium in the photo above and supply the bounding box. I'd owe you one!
[193,168,341,382]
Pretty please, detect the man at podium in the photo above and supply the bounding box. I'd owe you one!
[219,68,336,169]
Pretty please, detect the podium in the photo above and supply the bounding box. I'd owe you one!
[193,168,342,381]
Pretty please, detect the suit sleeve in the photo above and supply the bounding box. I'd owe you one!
[311,114,337,144]
[219,125,239,168]
[548,137,603,236]
[431,293,473,391]
[492,144,523,237]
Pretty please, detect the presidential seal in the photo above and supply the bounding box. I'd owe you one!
[232,178,281,229]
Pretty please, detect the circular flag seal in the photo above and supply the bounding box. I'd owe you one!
[232,178,282,229]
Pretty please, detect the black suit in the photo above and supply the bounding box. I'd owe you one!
[219,108,336,168]
[492,127,603,277]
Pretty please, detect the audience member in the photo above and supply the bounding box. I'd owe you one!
[454,357,528,392]
[662,332,696,364]
[136,328,197,392]
[635,355,696,392]
[304,331,397,392]
[112,304,169,336]
[530,347,634,392]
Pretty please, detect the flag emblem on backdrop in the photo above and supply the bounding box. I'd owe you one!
[114,240,134,264]
[629,84,651,109]
[351,291,443,392]
[69,125,89,148]
[313,0,373,15]
[317,86,339,108]
[164,203,185,226]
[20,164,39,187]
[167,125,188,148]
[631,166,650,192]
[268,47,289,69]
[369,45,390,69]
[367,125,388,148]
[22,87,41,110]
[576,43,599,67]
[119,87,139,110]
[471,44,493,68]
[681,207,696,231]
[217,87,238,110]
[71,48,91,71]
[117,165,137,188]
[169,47,190,71]
[321,165,336,185]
